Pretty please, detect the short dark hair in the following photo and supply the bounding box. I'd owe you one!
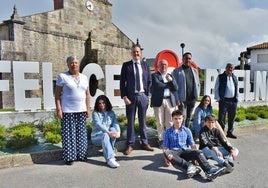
[204,114,216,122]
[172,109,184,117]
[94,95,113,112]
[131,44,141,50]
[183,52,192,58]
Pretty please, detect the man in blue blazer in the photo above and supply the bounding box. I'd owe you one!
[120,44,154,155]
[151,59,178,146]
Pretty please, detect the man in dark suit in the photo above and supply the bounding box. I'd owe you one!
[151,59,178,147]
[120,44,154,155]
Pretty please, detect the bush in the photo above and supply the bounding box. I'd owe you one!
[213,109,218,118]
[237,107,246,114]
[235,114,246,122]
[0,140,3,149]
[116,115,157,132]
[257,110,268,119]
[134,121,140,132]
[45,131,61,144]
[117,114,127,126]
[43,116,61,144]
[245,107,256,114]
[0,125,6,138]
[87,121,92,140]
[117,114,127,123]
[43,117,61,134]
[0,125,5,148]
[117,114,127,133]
[235,107,246,122]
[246,113,258,120]
[146,116,157,129]
[6,124,37,150]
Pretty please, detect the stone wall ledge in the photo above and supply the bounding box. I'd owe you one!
[0,138,158,169]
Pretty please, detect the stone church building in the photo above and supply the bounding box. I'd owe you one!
[0,0,134,109]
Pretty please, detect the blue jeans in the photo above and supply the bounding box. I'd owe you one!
[202,146,239,165]
[91,127,117,161]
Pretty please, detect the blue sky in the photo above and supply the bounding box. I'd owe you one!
[242,0,268,9]
[1,0,268,68]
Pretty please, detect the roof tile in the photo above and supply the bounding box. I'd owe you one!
[247,42,268,50]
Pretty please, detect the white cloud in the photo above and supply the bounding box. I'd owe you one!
[110,0,268,69]
[1,0,268,69]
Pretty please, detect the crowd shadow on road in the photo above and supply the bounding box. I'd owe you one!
[42,150,213,183]
[115,152,209,183]
[85,158,107,166]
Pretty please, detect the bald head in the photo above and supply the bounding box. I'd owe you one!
[158,59,168,73]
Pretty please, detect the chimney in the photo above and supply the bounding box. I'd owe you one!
[54,0,63,10]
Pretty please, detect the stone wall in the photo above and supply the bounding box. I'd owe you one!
[0,0,134,109]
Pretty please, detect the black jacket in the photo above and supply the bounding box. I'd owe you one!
[199,126,232,152]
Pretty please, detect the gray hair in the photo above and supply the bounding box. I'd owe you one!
[226,63,234,69]
[66,55,78,65]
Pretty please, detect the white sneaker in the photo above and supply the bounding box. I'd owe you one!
[107,158,120,168]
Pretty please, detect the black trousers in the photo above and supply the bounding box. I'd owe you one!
[164,149,212,172]
[218,98,237,134]
[180,100,196,128]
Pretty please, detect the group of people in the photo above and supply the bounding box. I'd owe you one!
[119,44,239,180]
[54,45,239,180]
[55,56,120,168]
[162,110,238,180]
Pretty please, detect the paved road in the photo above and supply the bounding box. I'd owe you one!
[0,128,267,188]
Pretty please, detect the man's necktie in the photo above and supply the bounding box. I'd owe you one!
[134,62,141,91]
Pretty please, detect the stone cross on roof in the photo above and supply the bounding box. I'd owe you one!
[11,5,21,20]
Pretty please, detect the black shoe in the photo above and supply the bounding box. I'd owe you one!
[226,133,237,139]
[65,161,74,165]
[206,166,226,181]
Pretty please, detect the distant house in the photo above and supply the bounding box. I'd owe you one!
[247,42,268,72]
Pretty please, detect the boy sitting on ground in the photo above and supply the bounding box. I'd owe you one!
[199,114,239,173]
[162,110,225,181]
